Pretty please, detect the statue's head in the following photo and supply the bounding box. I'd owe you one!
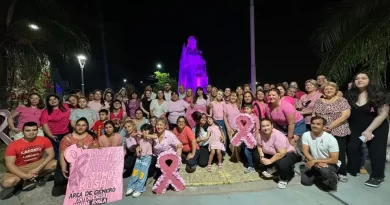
[187,36,197,50]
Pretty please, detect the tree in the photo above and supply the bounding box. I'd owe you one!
[311,0,390,87]
[0,0,90,108]
[153,71,177,92]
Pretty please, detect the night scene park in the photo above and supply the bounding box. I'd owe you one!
[1,0,390,205]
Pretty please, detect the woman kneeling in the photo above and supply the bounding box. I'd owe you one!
[257,118,300,189]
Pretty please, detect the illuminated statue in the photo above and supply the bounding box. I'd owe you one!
[179,36,208,92]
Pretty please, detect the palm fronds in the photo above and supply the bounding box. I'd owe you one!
[311,0,390,86]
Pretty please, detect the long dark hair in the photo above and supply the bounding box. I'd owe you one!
[93,89,105,106]
[194,87,208,103]
[192,111,208,138]
[75,117,98,140]
[46,94,67,115]
[241,91,254,108]
[345,72,389,108]
[26,93,45,109]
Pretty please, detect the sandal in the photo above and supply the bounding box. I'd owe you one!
[218,164,222,169]
[207,165,212,172]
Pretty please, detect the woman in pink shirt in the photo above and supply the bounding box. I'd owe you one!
[256,118,299,189]
[127,91,141,119]
[266,88,306,147]
[149,118,183,177]
[241,91,262,118]
[253,90,267,119]
[297,79,323,130]
[98,121,123,147]
[223,91,241,162]
[87,90,105,113]
[276,85,296,106]
[8,93,45,140]
[40,94,71,159]
[167,91,189,130]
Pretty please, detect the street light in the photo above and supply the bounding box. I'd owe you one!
[29,24,39,30]
[157,63,162,69]
[77,55,87,95]
[123,79,127,83]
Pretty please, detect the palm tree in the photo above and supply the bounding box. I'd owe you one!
[311,0,390,87]
[0,0,90,108]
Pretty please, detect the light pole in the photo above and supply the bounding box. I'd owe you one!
[123,79,127,83]
[250,0,256,93]
[77,55,87,95]
[29,24,39,30]
[157,63,162,69]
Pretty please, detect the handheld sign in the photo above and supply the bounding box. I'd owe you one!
[231,113,257,148]
[63,145,124,205]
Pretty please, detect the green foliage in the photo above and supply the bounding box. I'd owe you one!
[311,0,390,87]
[153,71,177,92]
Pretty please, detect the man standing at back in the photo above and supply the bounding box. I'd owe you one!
[0,122,56,199]
[301,116,340,191]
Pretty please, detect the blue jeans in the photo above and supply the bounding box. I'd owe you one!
[120,128,126,147]
[215,120,228,147]
[127,155,152,193]
[183,149,201,167]
[244,146,255,168]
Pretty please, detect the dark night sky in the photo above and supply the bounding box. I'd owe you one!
[58,0,335,93]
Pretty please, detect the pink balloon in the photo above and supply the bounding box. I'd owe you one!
[152,151,185,194]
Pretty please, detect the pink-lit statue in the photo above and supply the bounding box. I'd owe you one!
[179,36,208,92]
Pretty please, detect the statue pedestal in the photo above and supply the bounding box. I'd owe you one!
[194,76,208,92]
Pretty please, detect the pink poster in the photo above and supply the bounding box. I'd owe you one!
[63,145,124,205]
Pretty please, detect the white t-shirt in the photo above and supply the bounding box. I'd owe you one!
[302,131,341,167]
[150,99,168,118]
[164,91,172,101]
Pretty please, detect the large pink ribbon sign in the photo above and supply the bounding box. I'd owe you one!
[0,109,12,145]
[152,151,185,194]
[231,113,257,148]
[63,145,124,205]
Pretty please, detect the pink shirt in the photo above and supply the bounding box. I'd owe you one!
[211,101,225,120]
[137,137,154,156]
[300,92,323,124]
[40,104,70,135]
[153,130,181,156]
[266,100,303,126]
[167,100,189,124]
[282,96,296,106]
[15,106,43,130]
[257,128,296,155]
[224,103,240,129]
[108,133,122,147]
[125,135,138,152]
[88,101,104,113]
[253,101,266,119]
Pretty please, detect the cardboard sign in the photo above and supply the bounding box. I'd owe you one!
[63,145,124,205]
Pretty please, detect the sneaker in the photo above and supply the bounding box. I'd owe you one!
[51,186,66,197]
[360,167,368,175]
[277,180,288,189]
[132,191,142,198]
[125,189,134,196]
[261,167,276,178]
[244,167,255,174]
[364,178,384,188]
[338,174,348,183]
[261,171,273,178]
[0,187,14,200]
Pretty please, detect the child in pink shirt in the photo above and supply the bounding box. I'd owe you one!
[126,123,156,198]
[242,103,260,174]
[210,90,227,141]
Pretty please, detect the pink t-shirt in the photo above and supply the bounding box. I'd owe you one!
[257,128,296,155]
[300,92,323,124]
[40,104,70,135]
[211,101,225,120]
[98,133,122,147]
[282,96,296,106]
[125,135,137,153]
[88,101,104,113]
[167,100,189,124]
[137,137,154,156]
[223,103,241,130]
[153,130,181,156]
[16,106,43,130]
[266,100,303,126]
[253,101,266,119]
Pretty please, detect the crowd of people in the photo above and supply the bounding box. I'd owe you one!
[1,71,389,200]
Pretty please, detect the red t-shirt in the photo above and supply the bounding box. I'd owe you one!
[173,126,199,153]
[5,136,52,166]
[92,121,105,136]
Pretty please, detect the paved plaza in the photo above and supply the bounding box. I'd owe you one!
[1,157,389,205]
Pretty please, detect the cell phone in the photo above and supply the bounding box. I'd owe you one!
[359,134,374,142]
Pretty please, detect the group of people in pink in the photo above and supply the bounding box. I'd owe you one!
[1,72,389,200]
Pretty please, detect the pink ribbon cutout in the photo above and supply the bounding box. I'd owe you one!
[68,152,89,187]
[152,151,185,194]
[231,113,257,148]
[0,109,12,145]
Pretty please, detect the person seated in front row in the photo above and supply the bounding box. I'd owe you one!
[0,122,57,200]
[256,118,300,189]
[301,116,340,191]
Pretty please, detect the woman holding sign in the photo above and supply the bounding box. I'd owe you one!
[51,117,100,196]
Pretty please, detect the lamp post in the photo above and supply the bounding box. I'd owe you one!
[250,0,256,93]
[157,63,162,69]
[77,55,87,95]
